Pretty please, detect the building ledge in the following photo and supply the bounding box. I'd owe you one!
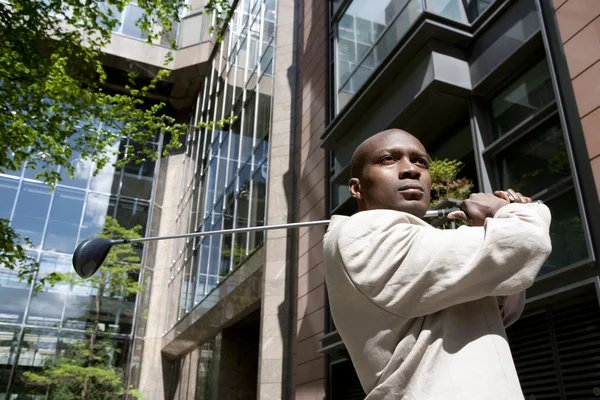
[161,247,265,358]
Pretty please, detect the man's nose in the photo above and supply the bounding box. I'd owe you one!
[398,159,421,179]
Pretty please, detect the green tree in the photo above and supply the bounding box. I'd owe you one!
[0,0,231,286]
[427,158,473,227]
[22,217,144,399]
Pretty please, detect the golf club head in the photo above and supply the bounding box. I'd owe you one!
[72,238,114,279]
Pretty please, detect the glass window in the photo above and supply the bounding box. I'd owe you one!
[120,143,157,200]
[543,190,588,273]
[79,193,113,241]
[23,158,58,181]
[0,326,20,394]
[491,61,554,139]
[334,0,424,113]
[43,187,86,253]
[0,252,35,325]
[0,177,18,221]
[11,182,52,248]
[120,3,148,40]
[27,253,71,328]
[115,198,149,232]
[248,167,266,251]
[241,94,256,165]
[497,117,570,196]
[59,132,93,189]
[89,140,122,195]
[256,76,273,143]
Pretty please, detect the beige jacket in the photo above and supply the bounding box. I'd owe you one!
[323,203,552,400]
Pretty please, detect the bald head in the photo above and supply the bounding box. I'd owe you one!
[351,129,418,179]
[348,129,432,216]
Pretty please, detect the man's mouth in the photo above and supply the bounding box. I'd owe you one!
[398,184,424,193]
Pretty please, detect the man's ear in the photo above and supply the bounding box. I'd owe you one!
[349,178,362,200]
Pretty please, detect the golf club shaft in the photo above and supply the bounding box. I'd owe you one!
[119,207,460,245]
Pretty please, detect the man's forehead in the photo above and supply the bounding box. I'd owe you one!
[366,131,426,153]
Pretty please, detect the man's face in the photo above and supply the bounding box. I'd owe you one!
[349,131,431,217]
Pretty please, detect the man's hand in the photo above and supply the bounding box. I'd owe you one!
[447,189,531,226]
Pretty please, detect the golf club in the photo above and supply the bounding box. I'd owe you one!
[71,206,461,279]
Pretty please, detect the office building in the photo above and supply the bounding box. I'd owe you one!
[1,0,600,399]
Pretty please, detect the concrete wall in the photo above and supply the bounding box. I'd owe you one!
[293,0,328,398]
[137,153,188,399]
[554,0,600,197]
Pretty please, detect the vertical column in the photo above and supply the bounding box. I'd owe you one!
[137,154,188,399]
[257,0,298,397]
[294,0,328,397]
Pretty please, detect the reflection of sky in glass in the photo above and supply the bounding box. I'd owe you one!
[10,182,51,248]
[89,140,120,194]
[0,177,18,221]
[43,188,86,253]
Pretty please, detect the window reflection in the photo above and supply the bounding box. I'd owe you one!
[335,0,424,112]
[543,190,588,273]
[43,187,86,253]
[11,182,52,248]
[0,177,18,221]
[0,326,20,395]
[115,198,149,232]
[27,253,71,328]
[497,117,570,196]
[120,142,157,200]
[79,193,113,241]
[492,61,554,138]
[89,140,122,195]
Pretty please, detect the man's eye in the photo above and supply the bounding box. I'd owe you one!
[415,158,429,167]
[380,156,395,163]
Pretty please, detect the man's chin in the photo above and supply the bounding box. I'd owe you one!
[392,201,429,218]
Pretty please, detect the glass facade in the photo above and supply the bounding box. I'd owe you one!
[164,0,276,331]
[486,60,589,275]
[332,0,497,114]
[101,1,211,48]
[0,126,159,398]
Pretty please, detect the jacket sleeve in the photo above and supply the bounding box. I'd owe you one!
[498,293,526,327]
[337,203,552,319]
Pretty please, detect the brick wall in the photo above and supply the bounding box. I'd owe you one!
[554,0,600,197]
[294,0,328,398]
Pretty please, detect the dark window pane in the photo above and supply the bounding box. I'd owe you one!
[115,198,149,232]
[0,326,20,394]
[491,60,555,138]
[43,187,86,253]
[241,94,256,165]
[256,76,272,143]
[120,142,157,200]
[0,177,18,221]
[27,253,71,328]
[248,167,266,251]
[541,190,588,274]
[9,330,59,397]
[11,182,52,247]
[497,117,571,196]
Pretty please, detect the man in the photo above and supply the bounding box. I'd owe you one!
[323,129,552,399]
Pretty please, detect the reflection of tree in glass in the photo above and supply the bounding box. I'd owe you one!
[23,217,144,399]
[507,126,570,193]
[221,244,259,271]
[427,159,473,229]
[429,159,473,208]
[545,215,586,273]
